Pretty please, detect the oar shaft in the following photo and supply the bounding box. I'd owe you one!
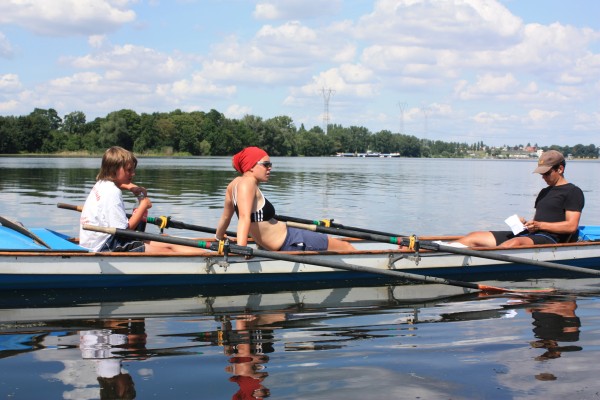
[286,221,402,244]
[286,219,600,277]
[423,241,600,276]
[276,214,402,237]
[82,225,222,252]
[248,247,482,290]
[146,217,238,238]
[59,203,238,237]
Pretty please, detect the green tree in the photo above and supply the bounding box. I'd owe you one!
[0,116,20,153]
[63,111,86,134]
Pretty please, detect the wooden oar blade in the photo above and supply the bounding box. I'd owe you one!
[0,215,51,249]
[476,284,554,294]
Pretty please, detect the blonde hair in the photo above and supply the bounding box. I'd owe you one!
[96,146,138,181]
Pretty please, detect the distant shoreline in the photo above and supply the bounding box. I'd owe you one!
[1,153,598,160]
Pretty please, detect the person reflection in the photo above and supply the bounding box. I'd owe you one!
[221,313,286,399]
[79,319,147,400]
[527,298,582,363]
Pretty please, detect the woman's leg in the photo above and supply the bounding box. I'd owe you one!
[326,237,356,251]
[144,240,209,254]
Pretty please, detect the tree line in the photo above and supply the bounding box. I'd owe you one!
[0,108,598,158]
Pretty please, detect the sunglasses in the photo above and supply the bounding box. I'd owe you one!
[256,161,273,169]
[542,167,556,177]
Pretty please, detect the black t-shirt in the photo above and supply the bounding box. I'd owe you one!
[534,183,585,242]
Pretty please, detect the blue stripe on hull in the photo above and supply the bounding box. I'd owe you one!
[2,258,599,290]
[1,271,389,290]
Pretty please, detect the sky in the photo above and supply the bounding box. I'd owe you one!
[1,0,599,147]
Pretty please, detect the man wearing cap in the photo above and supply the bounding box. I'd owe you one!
[456,150,584,248]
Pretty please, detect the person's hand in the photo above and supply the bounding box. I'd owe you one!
[130,185,148,199]
[525,220,539,232]
[139,196,153,210]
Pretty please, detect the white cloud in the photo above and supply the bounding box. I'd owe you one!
[0,74,21,91]
[0,32,14,58]
[202,23,355,86]
[455,73,520,99]
[254,0,342,20]
[1,0,599,145]
[355,0,523,48]
[0,0,136,36]
[296,65,380,99]
[0,99,19,112]
[169,72,236,98]
[63,44,190,83]
[225,104,252,119]
[472,112,517,124]
[528,109,561,122]
[88,35,107,49]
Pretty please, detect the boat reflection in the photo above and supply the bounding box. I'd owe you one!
[0,283,592,399]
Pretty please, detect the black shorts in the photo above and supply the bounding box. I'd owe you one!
[100,235,145,252]
[491,230,557,246]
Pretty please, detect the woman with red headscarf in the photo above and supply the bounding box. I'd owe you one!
[215,147,355,252]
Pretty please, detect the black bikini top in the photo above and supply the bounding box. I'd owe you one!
[233,187,276,222]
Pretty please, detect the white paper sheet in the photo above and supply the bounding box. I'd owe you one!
[504,214,527,235]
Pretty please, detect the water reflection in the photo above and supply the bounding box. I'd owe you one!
[223,314,281,399]
[1,285,592,399]
[528,298,582,369]
[78,320,146,399]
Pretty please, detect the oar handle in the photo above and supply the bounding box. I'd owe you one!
[57,203,83,212]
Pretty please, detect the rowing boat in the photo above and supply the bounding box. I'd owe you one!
[1,222,600,291]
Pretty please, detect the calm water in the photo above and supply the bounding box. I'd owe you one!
[1,156,600,399]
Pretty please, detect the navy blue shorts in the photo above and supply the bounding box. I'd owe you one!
[491,230,557,246]
[279,227,329,251]
[100,235,145,252]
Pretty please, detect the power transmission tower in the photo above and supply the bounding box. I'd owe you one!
[398,102,407,134]
[421,106,430,139]
[321,88,335,134]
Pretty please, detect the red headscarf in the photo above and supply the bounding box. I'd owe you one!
[232,147,268,173]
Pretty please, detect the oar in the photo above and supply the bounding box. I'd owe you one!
[144,216,239,238]
[0,216,51,249]
[285,220,404,244]
[286,221,600,277]
[82,225,553,294]
[276,214,402,237]
[57,203,237,237]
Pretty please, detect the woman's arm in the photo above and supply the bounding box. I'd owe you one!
[215,184,235,240]
[235,178,256,247]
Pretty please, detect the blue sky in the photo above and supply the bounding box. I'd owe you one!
[1,0,599,147]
